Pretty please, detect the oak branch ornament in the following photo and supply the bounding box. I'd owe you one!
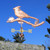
[7,6,45,28]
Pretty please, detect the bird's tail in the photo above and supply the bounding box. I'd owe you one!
[29,16,39,20]
[34,21,39,28]
[29,16,39,28]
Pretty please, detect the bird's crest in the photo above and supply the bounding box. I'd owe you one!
[13,6,21,9]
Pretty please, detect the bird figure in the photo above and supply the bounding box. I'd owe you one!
[7,6,45,28]
[13,6,39,24]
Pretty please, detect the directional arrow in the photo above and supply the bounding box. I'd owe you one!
[11,27,32,33]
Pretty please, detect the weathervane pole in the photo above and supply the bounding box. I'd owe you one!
[11,21,32,33]
[21,23,22,27]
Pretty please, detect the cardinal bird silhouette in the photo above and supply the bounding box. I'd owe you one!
[7,6,45,28]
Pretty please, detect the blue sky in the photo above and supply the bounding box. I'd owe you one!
[0,0,50,50]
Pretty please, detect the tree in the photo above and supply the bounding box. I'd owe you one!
[46,16,50,24]
[48,47,50,50]
[45,4,50,38]
[47,28,50,34]
[45,4,50,50]
[47,4,50,11]
[0,36,5,41]
[12,33,25,43]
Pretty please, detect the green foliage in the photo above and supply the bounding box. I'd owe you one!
[47,28,50,34]
[12,33,25,43]
[48,47,50,50]
[0,36,5,41]
[0,36,11,42]
[45,4,50,49]
[48,16,50,20]
[46,18,50,24]
[45,34,49,37]
[47,4,50,9]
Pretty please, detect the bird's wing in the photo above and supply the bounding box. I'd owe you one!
[19,10,30,17]
[18,8,29,16]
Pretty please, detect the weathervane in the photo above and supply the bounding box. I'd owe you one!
[11,21,32,33]
[6,6,45,41]
[11,27,32,33]
[7,6,44,33]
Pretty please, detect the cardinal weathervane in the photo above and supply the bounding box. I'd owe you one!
[7,6,45,27]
